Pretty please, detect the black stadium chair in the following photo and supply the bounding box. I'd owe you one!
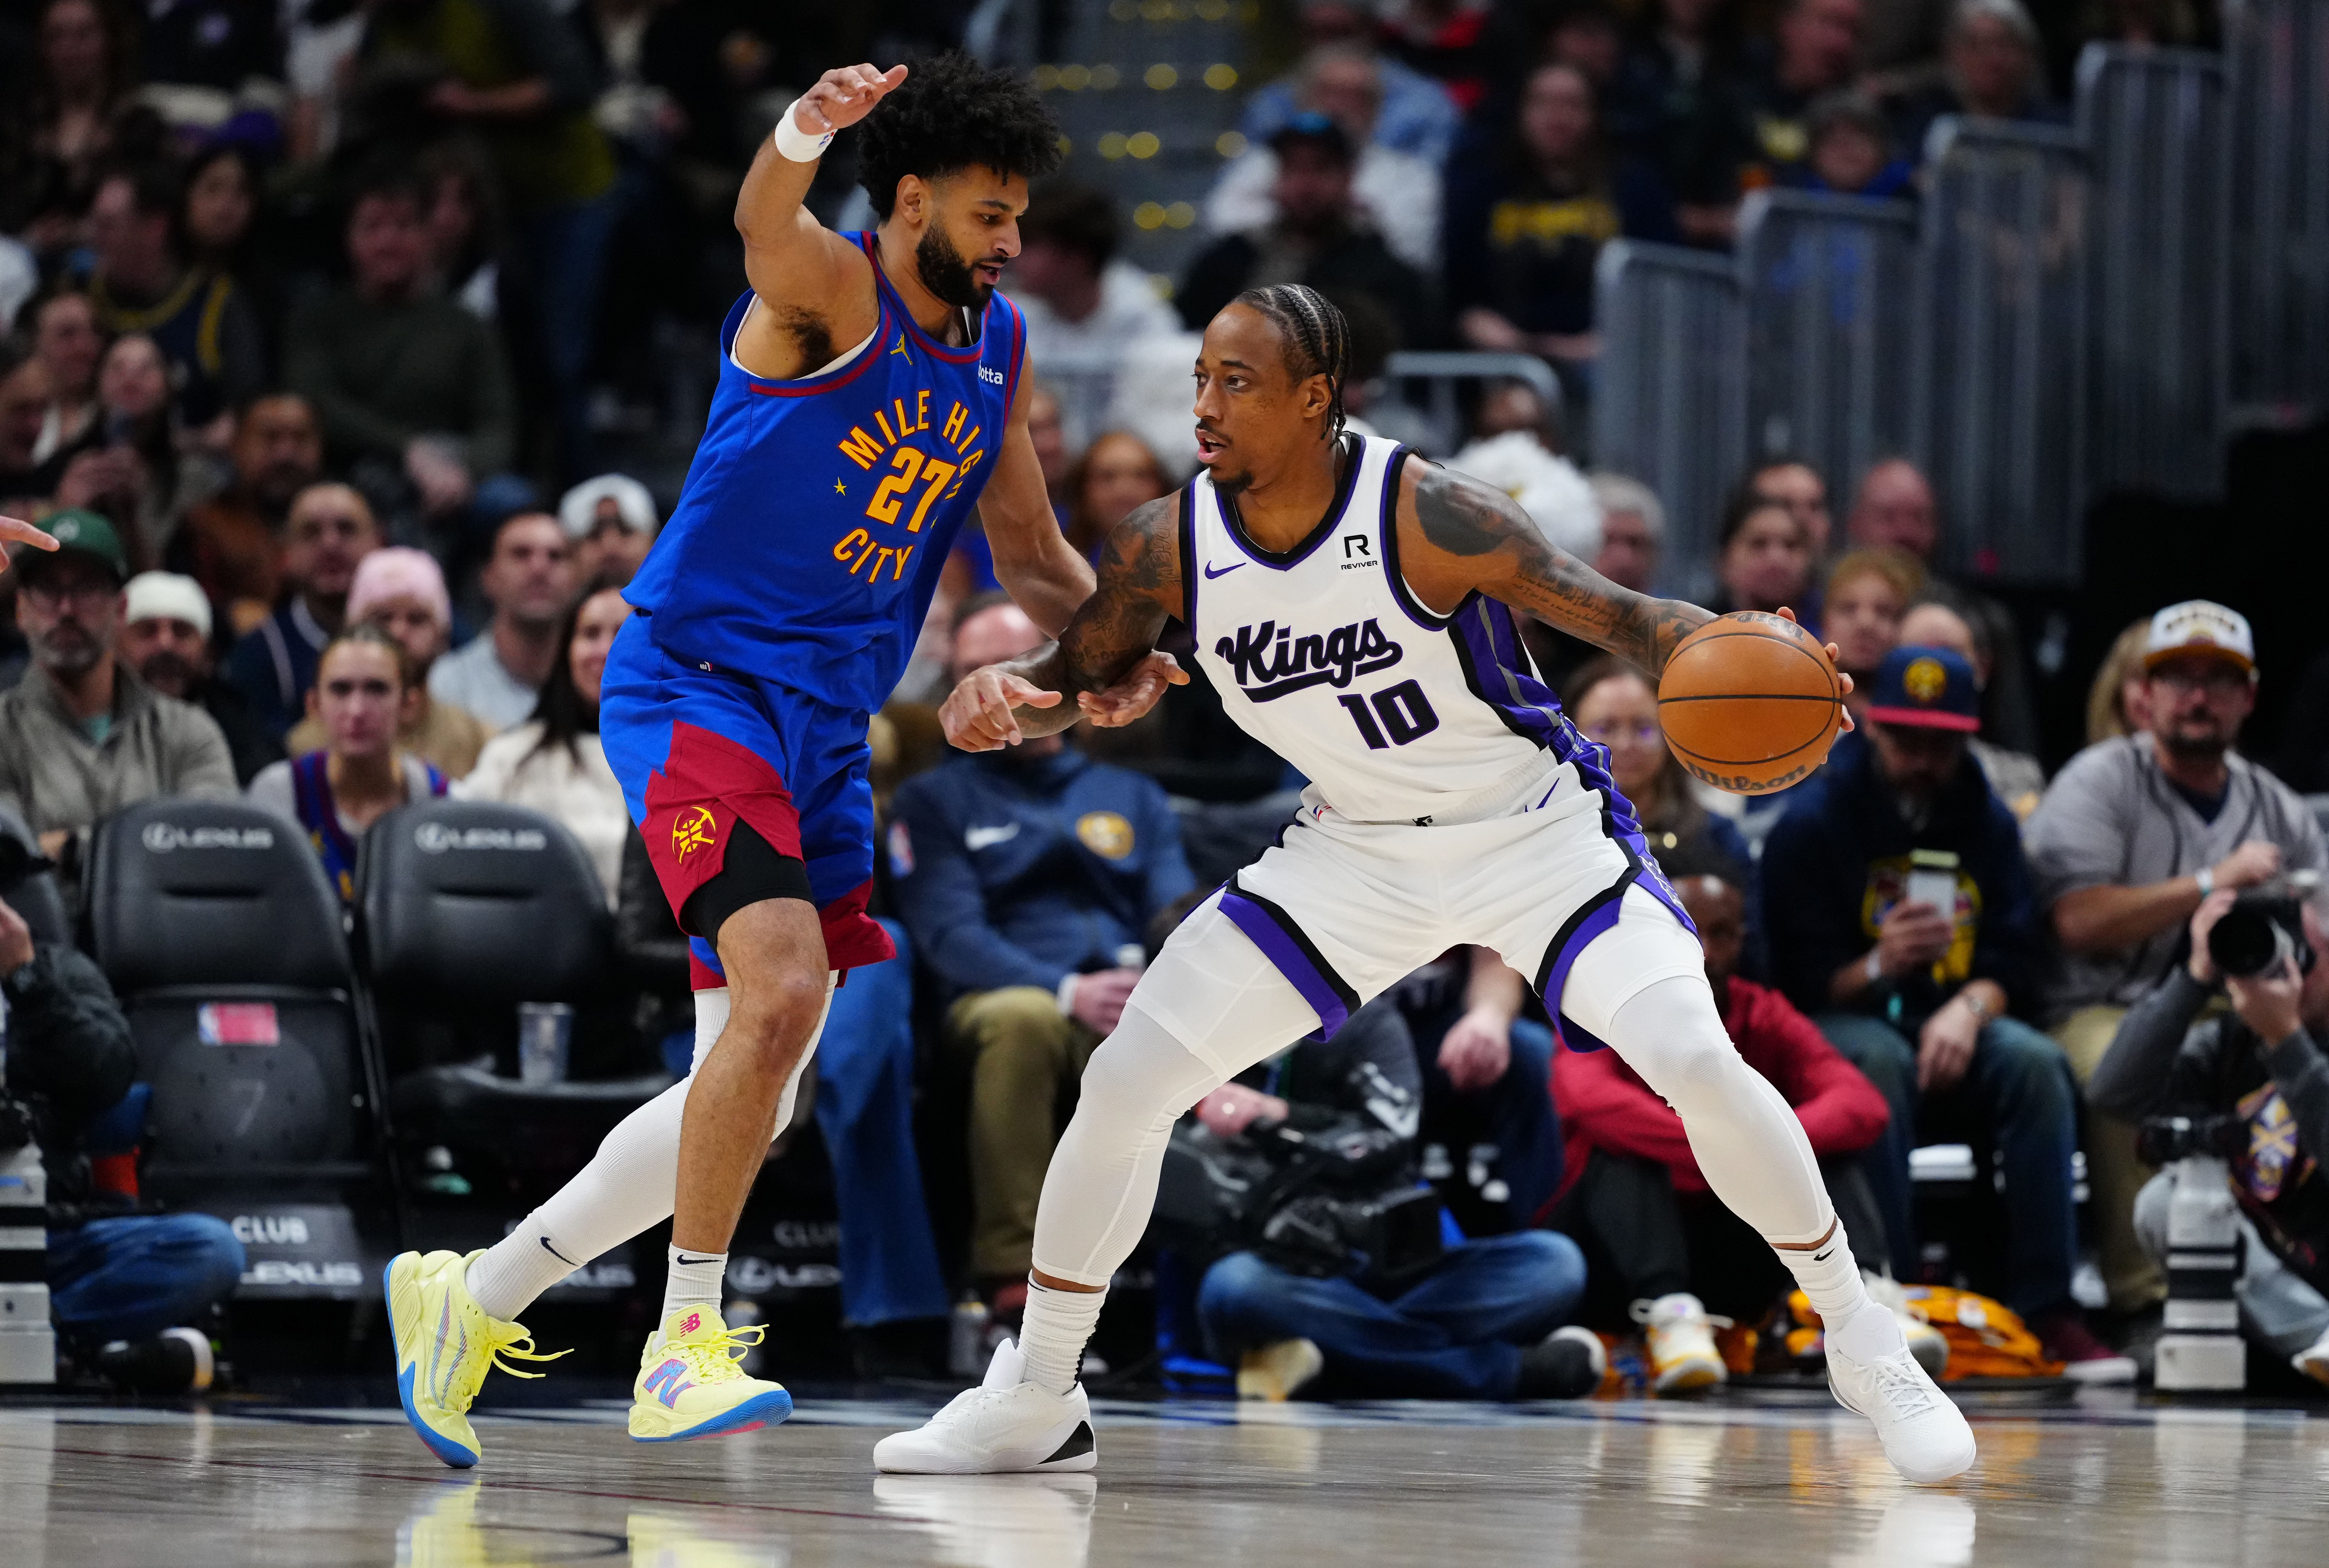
[356,800,667,1222]
[83,797,388,1299]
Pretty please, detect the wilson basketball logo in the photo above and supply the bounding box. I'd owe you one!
[672,807,719,861]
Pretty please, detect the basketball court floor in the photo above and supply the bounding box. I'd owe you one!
[3,1387,2322,1566]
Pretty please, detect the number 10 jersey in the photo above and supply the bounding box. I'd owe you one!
[1183,434,1610,825]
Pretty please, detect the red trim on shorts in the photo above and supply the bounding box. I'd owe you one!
[640,721,806,928]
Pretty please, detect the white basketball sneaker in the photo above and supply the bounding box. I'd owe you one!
[1825,1300,1977,1484]
[873,1337,1096,1475]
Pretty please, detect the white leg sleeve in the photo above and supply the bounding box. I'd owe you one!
[464,978,833,1321]
[1030,899,1322,1287]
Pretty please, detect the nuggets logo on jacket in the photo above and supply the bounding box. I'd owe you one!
[829,387,990,587]
[672,805,719,860]
[1903,657,1949,706]
[1076,811,1135,859]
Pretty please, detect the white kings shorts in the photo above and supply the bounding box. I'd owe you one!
[1125,751,1708,1070]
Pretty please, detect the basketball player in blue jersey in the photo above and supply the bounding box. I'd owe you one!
[879,285,1977,1485]
[383,54,1181,1465]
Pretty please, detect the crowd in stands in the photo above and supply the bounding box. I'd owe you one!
[8,0,2329,1403]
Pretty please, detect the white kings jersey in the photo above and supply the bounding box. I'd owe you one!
[1183,434,1605,824]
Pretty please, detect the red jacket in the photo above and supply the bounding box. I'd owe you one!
[1546,976,1890,1215]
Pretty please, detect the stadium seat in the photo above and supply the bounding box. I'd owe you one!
[0,807,70,950]
[83,798,382,1301]
[355,800,666,1207]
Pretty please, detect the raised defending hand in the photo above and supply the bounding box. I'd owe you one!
[0,515,59,573]
[940,665,1061,751]
[1077,651,1187,729]
[1774,604,1857,732]
[792,64,909,138]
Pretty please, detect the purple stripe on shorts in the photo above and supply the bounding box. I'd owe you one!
[1544,889,1628,1053]
[1219,889,1351,1038]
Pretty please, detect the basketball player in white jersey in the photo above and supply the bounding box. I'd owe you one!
[875,285,1976,1485]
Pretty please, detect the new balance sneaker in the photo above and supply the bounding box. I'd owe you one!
[2032,1310,2138,1385]
[629,1305,794,1442]
[385,1249,567,1468]
[1631,1292,1729,1395]
[1236,1338,1324,1403]
[1826,1300,1978,1484]
[1862,1272,1950,1378]
[873,1337,1096,1474]
[2293,1324,2329,1388]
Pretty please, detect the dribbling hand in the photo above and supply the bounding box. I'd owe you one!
[1773,605,1856,732]
[940,665,1060,751]
[0,515,59,573]
[793,64,910,139]
[1077,651,1186,729]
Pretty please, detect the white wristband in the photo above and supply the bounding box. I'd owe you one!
[773,97,837,163]
[2195,866,2215,899]
[1056,973,1080,1017]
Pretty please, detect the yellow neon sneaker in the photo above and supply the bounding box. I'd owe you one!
[385,1249,568,1467]
[628,1306,794,1442]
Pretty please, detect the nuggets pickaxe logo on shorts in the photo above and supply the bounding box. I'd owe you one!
[672,805,720,860]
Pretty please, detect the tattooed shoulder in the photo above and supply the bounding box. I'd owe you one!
[1410,463,1522,559]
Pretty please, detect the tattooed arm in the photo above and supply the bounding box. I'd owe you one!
[1395,459,1713,676]
[939,493,1189,751]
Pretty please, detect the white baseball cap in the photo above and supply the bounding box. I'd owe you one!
[2144,600,2254,674]
[557,474,659,542]
[123,571,213,640]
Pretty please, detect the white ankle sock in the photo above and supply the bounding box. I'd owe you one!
[661,1244,727,1326]
[1018,1278,1105,1394]
[1780,1217,1873,1330]
[465,1215,587,1322]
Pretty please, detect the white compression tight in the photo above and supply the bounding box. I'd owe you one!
[1028,891,1864,1321]
[464,977,835,1322]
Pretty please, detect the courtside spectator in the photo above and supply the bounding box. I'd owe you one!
[121,570,279,784]
[1,0,139,257]
[179,143,287,362]
[286,547,486,779]
[2085,617,2154,746]
[1823,548,1923,725]
[1710,490,1815,621]
[168,393,324,638]
[1765,645,2128,1377]
[1178,116,1434,354]
[1889,0,2066,156]
[1747,457,1835,562]
[1447,61,1678,384]
[1567,656,1753,875]
[0,511,236,880]
[1208,47,1444,274]
[83,162,263,428]
[889,597,1194,1313]
[1785,93,1915,197]
[0,879,246,1395]
[1062,431,1169,562]
[1680,0,1864,241]
[0,335,68,510]
[248,624,448,902]
[1009,184,1179,371]
[456,579,631,903]
[2027,601,2327,1316]
[286,164,518,529]
[1241,1,1461,167]
[27,291,102,465]
[557,474,658,588]
[1552,860,1891,1382]
[1589,472,1664,591]
[51,333,187,570]
[1899,598,2044,820]
[429,511,576,730]
[1847,456,2039,752]
[225,481,380,738]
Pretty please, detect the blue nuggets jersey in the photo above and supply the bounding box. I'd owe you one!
[625,233,1026,711]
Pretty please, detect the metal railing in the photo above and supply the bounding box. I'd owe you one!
[2226,0,2329,423]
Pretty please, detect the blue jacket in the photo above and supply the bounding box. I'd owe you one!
[1760,735,2038,1024]
[889,748,1195,1001]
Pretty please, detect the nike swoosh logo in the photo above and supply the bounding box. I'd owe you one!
[964,823,1020,850]
[1202,561,1245,579]
[540,1236,578,1266]
[675,1254,720,1266]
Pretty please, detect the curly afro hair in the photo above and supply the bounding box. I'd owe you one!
[856,52,1064,219]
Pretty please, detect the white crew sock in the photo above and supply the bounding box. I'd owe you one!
[1781,1217,1875,1331]
[661,1243,727,1327]
[1018,1278,1106,1394]
[466,1216,591,1323]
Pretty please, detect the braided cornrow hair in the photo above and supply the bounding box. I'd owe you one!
[1233,283,1351,441]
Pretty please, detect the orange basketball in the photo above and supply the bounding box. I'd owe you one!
[1655,612,1844,795]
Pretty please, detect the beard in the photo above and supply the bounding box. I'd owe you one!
[30,622,102,679]
[915,223,994,311]
[2160,722,2231,761]
[136,650,200,698]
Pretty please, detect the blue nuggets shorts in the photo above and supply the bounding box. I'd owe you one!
[599,615,894,988]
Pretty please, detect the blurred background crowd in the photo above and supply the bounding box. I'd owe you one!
[5,0,2329,1405]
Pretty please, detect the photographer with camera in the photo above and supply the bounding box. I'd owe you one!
[0,850,246,1391]
[2088,888,2329,1385]
[1163,994,1601,1404]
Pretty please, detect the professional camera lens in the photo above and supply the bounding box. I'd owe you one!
[2207,895,2299,979]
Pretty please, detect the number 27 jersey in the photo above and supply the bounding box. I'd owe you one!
[1184,434,1596,824]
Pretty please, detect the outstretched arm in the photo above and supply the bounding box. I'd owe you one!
[981,371,1096,636]
[1397,460,1711,677]
[940,494,1187,751]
